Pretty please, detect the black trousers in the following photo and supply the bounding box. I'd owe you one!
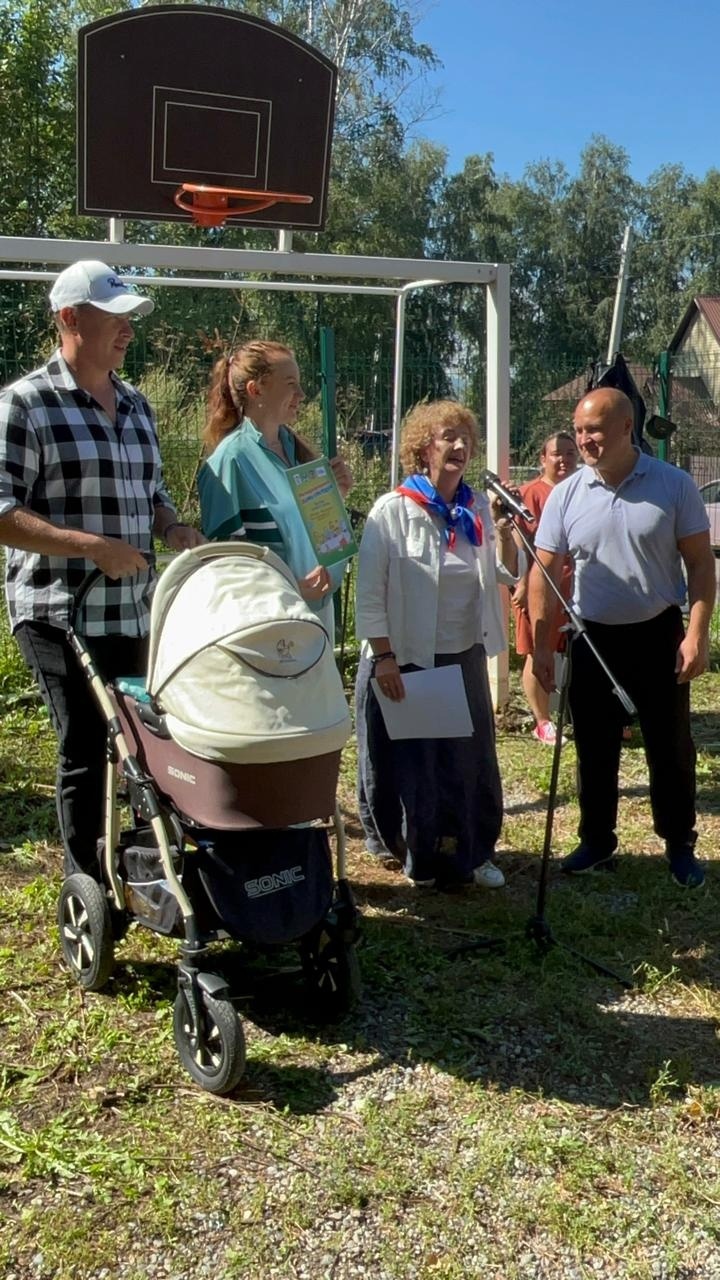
[568,606,696,856]
[15,621,148,877]
[356,645,504,885]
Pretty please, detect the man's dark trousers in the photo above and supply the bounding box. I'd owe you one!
[568,606,697,855]
[15,621,147,877]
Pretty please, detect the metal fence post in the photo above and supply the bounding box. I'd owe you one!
[486,264,511,711]
[319,326,343,639]
[320,326,337,459]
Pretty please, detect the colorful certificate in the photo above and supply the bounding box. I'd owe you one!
[287,457,358,567]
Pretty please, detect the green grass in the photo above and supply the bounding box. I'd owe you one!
[1,631,720,1278]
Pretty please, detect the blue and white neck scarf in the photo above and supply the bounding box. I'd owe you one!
[396,474,483,548]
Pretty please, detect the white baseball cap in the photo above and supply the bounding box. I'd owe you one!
[49,260,154,316]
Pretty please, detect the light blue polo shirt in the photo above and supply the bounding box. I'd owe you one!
[535,453,709,624]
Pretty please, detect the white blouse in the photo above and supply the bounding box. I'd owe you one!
[435,536,480,652]
[356,491,525,669]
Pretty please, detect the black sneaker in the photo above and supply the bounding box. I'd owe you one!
[666,846,705,888]
[560,845,616,874]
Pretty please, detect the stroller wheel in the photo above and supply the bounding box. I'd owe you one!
[57,874,115,991]
[173,986,246,1095]
[301,928,362,1022]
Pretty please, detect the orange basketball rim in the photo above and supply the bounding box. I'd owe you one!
[174,183,314,228]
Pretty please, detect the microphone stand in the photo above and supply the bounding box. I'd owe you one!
[450,505,634,988]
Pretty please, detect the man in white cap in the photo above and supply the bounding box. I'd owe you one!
[0,260,204,877]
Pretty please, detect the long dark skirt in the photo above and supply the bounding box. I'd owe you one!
[355,644,503,886]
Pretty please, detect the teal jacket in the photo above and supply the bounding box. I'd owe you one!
[198,419,346,628]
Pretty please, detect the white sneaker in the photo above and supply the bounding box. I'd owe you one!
[472,860,505,888]
[404,874,436,888]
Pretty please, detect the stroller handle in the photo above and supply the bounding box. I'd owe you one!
[68,568,106,632]
[69,543,282,634]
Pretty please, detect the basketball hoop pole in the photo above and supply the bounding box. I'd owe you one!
[391,290,406,489]
[486,265,511,712]
[390,280,445,488]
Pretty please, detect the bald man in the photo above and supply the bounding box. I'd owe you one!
[529,388,715,888]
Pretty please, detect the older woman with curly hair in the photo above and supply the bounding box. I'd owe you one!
[355,400,524,889]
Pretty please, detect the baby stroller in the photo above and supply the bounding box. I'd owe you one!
[57,542,359,1095]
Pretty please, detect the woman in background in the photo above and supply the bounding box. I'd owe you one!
[198,340,352,634]
[355,399,524,890]
[511,431,578,744]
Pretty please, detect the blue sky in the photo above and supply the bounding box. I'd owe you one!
[413,0,719,181]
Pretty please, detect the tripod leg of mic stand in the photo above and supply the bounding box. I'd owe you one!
[549,937,634,988]
[445,935,505,958]
[526,651,569,953]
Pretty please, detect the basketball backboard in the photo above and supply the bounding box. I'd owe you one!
[77,5,337,230]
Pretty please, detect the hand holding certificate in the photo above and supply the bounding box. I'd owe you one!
[287,457,358,568]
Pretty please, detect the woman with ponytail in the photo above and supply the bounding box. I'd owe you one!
[198,340,352,634]
[355,400,524,890]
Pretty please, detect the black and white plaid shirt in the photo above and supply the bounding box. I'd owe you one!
[0,352,176,636]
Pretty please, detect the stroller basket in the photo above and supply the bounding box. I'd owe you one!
[192,826,334,945]
[118,828,183,936]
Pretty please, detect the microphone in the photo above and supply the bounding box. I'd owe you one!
[483,470,534,524]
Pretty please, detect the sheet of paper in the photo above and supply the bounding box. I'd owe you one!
[371,664,473,740]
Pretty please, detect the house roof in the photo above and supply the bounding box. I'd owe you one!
[542,366,712,415]
[543,363,652,402]
[669,296,720,351]
[672,374,713,406]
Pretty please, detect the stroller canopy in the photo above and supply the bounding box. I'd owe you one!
[146,543,351,764]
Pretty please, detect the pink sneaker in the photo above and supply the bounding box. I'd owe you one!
[532,720,565,746]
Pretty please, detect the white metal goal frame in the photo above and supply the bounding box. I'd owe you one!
[0,233,512,703]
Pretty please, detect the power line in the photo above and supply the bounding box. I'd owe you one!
[631,226,720,251]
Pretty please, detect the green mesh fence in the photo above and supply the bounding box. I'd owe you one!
[1,277,718,645]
